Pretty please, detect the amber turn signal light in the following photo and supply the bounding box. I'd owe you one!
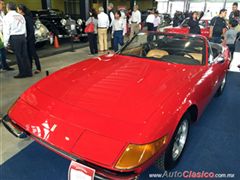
[115,136,168,170]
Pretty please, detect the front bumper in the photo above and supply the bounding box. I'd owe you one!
[35,37,49,44]
[2,115,28,138]
[2,115,139,180]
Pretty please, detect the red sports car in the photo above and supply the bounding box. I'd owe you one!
[3,32,230,180]
[163,18,211,38]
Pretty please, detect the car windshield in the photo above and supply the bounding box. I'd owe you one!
[181,18,208,28]
[181,18,189,27]
[119,32,205,65]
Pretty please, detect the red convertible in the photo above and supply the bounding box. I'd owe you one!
[163,18,211,38]
[3,32,230,180]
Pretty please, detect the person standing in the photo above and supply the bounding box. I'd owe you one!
[188,11,204,34]
[0,0,14,71]
[97,7,109,52]
[120,9,127,36]
[17,4,41,74]
[225,20,238,60]
[209,9,227,44]
[146,10,155,31]
[229,32,240,71]
[129,5,141,39]
[107,3,114,49]
[229,2,240,22]
[86,9,98,55]
[173,11,184,27]
[153,11,161,31]
[3,2,32,78]
[234,11,240,32]
[112,11,124,52]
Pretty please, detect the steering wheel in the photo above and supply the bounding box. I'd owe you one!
[184,53,195,59]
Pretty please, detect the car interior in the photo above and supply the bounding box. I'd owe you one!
[121,35,205,65]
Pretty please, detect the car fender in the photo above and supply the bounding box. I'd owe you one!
[164,88,198,140]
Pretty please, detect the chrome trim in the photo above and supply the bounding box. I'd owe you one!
[2,115,28,139]
[32,135,78,161]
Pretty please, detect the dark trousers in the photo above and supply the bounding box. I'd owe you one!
[88,33,98,54]
[108,27,114,49]
[153,26,158,31]
[0,48,9,69]
[147,23,155,42]
[10,35,32,76]
[147,23,154,31]
[227,44,235,60]
[27,39,41,71]
[113,30,124,52]
[210,37,222,44]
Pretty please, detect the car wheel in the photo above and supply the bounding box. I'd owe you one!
[79,36,88,42]
[156,113,190,171]
[215,73,227,97]
[35,41,47,48]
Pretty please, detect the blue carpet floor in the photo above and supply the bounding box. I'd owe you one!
[1,72,240,180]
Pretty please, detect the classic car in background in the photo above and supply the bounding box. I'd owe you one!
[3,32,230,179]
[160,13,172,26]
[163,18,211,38]
[34,17,50,46]
[6,17,49,53]
[31,9,87,41]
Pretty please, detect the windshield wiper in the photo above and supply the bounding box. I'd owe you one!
[144,57,177,64]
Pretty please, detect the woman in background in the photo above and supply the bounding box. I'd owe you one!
[112,11,124,52]
[86,9,98,55]
[188,11,204,34]
[17,4,41,74]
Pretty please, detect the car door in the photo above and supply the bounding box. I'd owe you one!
[200,27,210,38]
[207,43,227,96]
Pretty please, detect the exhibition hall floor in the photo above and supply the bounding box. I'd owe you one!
[0,48,239,180]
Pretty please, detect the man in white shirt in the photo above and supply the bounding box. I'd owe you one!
[153,11,161,31]
[129,5,141,39]
[0,0,14,71]
[107,3,114,49]
[97,7,109,52]
[146,10,155,31]
[3,2,32,78]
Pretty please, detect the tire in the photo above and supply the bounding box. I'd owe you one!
[215,73,227,97]
[35,41,47,48]
[79,36,88,42]
[156,112,190,171]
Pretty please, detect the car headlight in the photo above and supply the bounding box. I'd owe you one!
[77,19,83,25]
[159,28,164,32]
[35,19,41,29]
[115,135,168,170]
[35,23,41,29]
[61,19,67,26]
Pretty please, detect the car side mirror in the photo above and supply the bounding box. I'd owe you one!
[216,56,224,63]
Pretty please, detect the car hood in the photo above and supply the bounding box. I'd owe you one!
[26,54,201,142]
[10,54,202,167]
